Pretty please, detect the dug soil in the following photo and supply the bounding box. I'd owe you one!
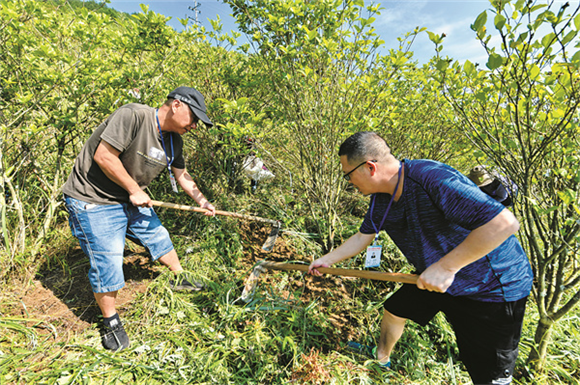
[2,221,395,347]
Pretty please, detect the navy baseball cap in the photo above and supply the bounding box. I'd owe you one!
[167,86,213,127]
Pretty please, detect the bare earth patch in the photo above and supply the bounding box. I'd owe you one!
[2,245,160,343]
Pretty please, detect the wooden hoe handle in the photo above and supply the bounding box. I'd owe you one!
[260,261,418,285]
[151,200,279,226]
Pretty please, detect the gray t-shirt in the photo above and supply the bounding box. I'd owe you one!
[63,103,185,205]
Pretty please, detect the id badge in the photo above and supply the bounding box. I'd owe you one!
[364,245,382,268]
[169,173,179,193]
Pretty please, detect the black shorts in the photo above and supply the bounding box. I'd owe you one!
[384,285,528,385]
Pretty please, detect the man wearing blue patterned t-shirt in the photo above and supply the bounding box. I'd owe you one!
[308,131,532,385]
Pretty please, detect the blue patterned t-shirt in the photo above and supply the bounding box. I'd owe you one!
[360,159,532,302]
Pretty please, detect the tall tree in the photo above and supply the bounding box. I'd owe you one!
[434,0,580,370]
[225,0,421,250]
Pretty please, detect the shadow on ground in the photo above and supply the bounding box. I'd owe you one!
[4,243,161,343]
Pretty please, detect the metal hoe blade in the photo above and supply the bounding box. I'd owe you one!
[261,222,281,252]
[241,264,266,303]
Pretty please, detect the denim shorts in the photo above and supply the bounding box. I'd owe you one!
[385,284,528,384]
[64,195,174,293]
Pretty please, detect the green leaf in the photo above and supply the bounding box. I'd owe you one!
[538,206,559,215]
[530,4,548,13]
[571,50,580,66]
[516,31,529,44]
[494,14,506,30]
[541,32,556,48]
[471,11,488,32]
[426,31,438,44]
[557,189,575,205]
[561,30,577,46]
[436,58,449,71]
[529,64,540,80]
[545,10,558,24]
[486,53,503,70]
[475,92,487,102]
[463,60,475,75]
[473,150,486,158]
[307,29,317,40]
[4,165,15,178]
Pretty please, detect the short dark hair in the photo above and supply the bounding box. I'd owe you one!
[339,132,390,163]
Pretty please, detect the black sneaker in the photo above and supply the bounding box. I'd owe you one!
[100,317,130,351]
[169,277,204,292]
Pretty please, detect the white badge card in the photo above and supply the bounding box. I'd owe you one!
[169,173,179,193]
[365,245,382,268]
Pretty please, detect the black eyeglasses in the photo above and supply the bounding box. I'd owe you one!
[343,160,376,181]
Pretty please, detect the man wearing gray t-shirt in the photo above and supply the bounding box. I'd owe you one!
[63,86,215,351]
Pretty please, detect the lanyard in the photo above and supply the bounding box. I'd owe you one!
[156,109,178,193]
[369,161,403,243]
[155,109,174,172]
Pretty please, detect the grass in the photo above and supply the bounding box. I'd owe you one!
[1,202,580,384]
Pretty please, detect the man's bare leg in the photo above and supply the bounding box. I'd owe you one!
[94,290,129,350]
[158,249,204,291]
[157,249,183,273]
[94,291,118,318]
[376,309,407,364]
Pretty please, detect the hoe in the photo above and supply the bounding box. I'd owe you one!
[151,200,281,252]
[241,260,418,302]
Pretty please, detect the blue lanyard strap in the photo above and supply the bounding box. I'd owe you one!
[156,109,174,171]
[369,161,403,238]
